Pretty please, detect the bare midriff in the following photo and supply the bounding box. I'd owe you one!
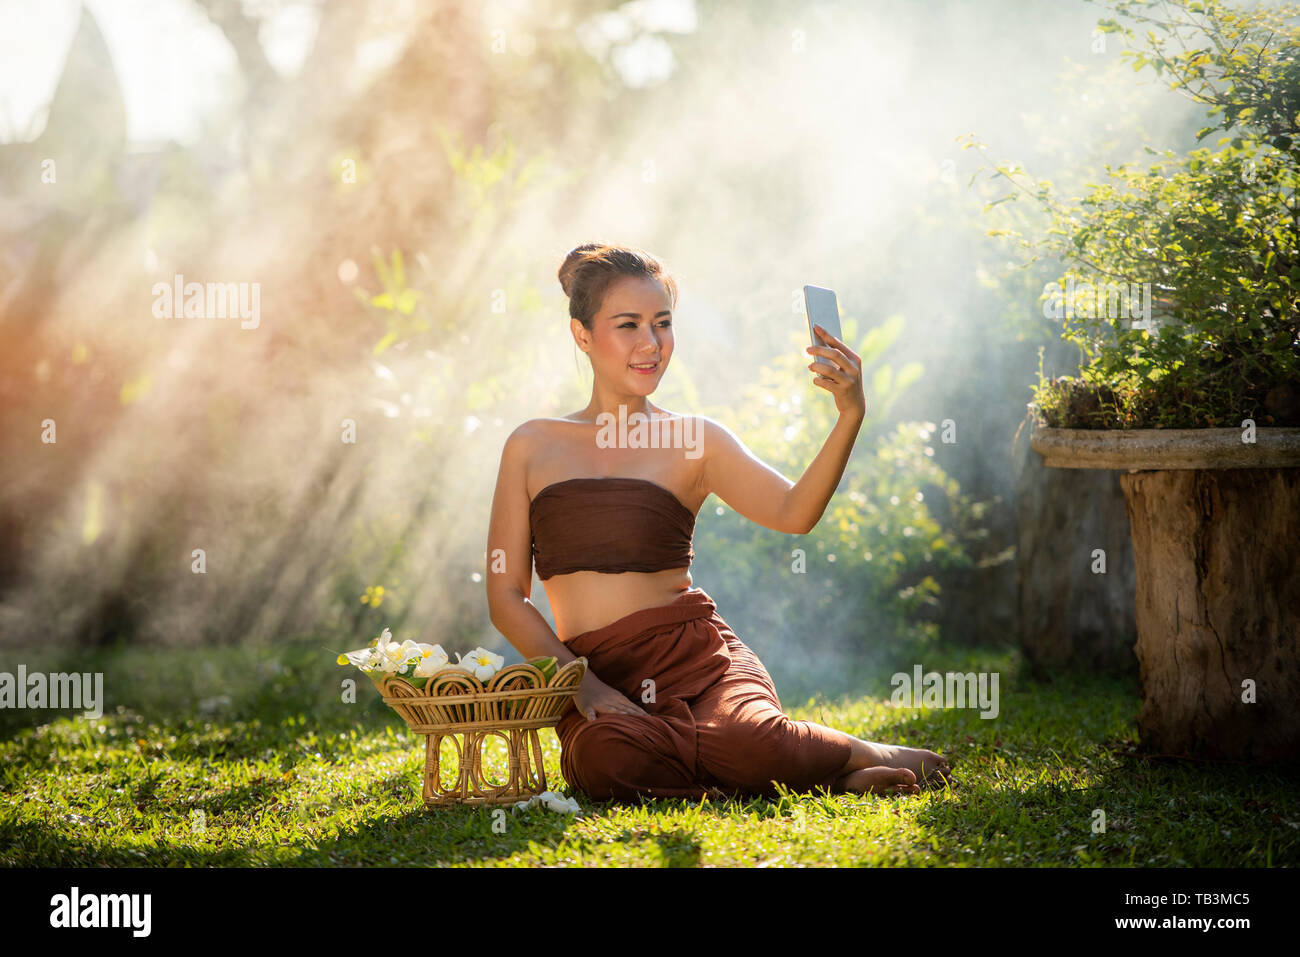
[544,566,694,642]
[527,415,704,642]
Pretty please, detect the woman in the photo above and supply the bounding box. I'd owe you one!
[486,242,951,802]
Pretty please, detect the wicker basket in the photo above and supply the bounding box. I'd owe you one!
[369,657,587,807]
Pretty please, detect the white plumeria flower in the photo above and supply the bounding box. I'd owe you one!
[376,629,420,675]
[540,791,582,814]
[413,644,450,678]
[374,628,401,664]
[376,651,404,676]
[456,647,504,681]
[394,639,430,674]
[512,790,583,815]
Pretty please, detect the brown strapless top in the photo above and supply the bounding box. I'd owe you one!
[529,476,696,581]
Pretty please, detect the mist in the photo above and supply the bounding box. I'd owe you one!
[0,0,1220,698]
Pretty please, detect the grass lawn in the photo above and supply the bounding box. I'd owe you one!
[2,640,1296,867]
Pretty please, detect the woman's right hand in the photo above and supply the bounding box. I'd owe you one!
[573,670,649,720]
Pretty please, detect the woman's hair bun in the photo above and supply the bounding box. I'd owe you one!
[557,242,678,329]
[558,242,607,298]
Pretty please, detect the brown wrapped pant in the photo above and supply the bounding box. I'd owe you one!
[556,588,854,801]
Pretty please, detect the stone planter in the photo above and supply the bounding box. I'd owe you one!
[1030,425,1300,762]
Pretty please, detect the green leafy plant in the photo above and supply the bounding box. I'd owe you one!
[969,0,1300,429]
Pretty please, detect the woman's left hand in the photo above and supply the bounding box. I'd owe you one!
[806,325,866,419]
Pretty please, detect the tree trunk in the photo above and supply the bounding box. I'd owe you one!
[1121,468,1300,761]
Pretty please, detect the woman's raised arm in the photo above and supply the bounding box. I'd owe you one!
[700,327,866,534]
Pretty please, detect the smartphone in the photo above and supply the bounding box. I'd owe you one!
[803,285,842,372]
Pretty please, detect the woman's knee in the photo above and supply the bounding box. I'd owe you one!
[699,712,848,790]
[700,712,794,774]
[562,720,685,799]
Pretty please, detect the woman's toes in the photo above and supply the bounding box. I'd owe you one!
[847,765,920,795]
[877,767,917,793]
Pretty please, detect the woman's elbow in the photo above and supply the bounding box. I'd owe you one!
[486,581,526,626]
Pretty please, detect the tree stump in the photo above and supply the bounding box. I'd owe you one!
[1014,422,1137,677]
[1120,468,1300,760]
[1031,425,1300,762]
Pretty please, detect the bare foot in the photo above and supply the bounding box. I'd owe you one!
[863,742,953,789]
[836,765,921,796]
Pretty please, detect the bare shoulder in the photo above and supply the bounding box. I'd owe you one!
[673,414,727,496]
[691,413,731,436]
[502,417,577,476]
[501,418,549,467]
[693,414,754,489]
[644,409,714,444]
[692,414,743,456]
[504,419,538,448]
[653,409,716,434]
[508,416,583,438]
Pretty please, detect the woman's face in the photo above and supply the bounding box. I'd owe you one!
[577,275,674,393]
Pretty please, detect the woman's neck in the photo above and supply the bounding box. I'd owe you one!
[572,393,657,423]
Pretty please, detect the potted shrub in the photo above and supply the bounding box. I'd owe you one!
[973,0,1299,760]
